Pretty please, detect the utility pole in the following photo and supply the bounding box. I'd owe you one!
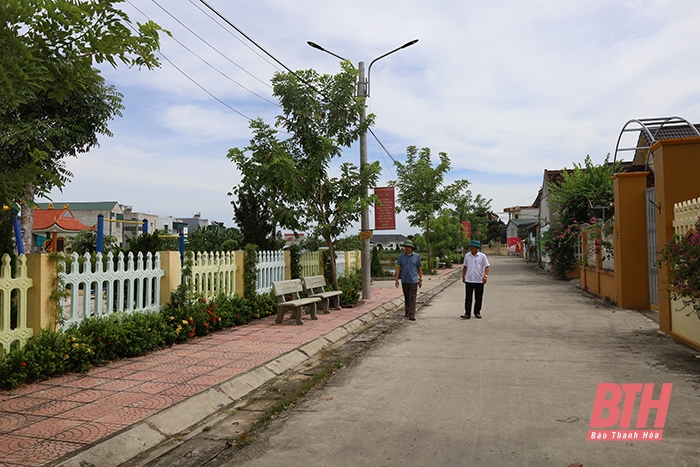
[358,61,371,299]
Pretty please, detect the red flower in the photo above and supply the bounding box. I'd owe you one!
[20,362,27,367]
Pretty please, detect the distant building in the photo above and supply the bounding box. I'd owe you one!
[159,216,189,236]
[503,205,538,220]
[36,201,126,245]
[283,233,305,247]
[121,205,159,242]
[33,204,94,252]
[370,233,409,250]
[179,212,208,234]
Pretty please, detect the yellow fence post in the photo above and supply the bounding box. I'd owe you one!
[159,251,181,306]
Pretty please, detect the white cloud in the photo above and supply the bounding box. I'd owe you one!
[42,0,700,234]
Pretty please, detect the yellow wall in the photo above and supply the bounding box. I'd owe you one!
[612,172,650,309]
[651,137,700,334]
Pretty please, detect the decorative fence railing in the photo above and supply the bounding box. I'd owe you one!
[189,251,238,301]
[579,225,614,271]
[673,197,700,236]
[335,252,346,277]
[300,251,320,277]
[59,252,164,330]
[0,248,361,351]
[256,250,286,295]
[346,250,359,271]
[0,254,34,355]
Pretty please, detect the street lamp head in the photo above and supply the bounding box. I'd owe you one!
[401,39,419,49]
[307,41,348,61]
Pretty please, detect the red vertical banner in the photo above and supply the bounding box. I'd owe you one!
[461,221,471,239]
[374,187,396,230]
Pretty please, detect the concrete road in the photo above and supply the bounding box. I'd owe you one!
[217,256,700,467]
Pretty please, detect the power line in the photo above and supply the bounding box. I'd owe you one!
[188,0,282,72]
[199,0,323,94]
[368,128,396,178]
[196,0,398,171]
[150,0,273,90]
[126,0,280,108]
[122,20,252,121]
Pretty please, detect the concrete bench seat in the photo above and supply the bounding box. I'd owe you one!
[303,275,343,313]
[272,279,321,325]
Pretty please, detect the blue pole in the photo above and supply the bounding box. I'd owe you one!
[179,232,185,266]
[143,218,148,234]
[96,214,104,253]
[179,232,185,284]
[13,211,24,255]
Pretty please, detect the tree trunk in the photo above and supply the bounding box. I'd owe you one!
[20,184,35,254]
[326,234,339,290]
[426,218,432,274]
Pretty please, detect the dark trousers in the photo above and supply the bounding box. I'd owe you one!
[402,282,418,317]
[464,282,485,316]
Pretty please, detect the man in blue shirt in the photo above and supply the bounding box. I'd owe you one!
[461,239,490,319]
[395,240,423,321]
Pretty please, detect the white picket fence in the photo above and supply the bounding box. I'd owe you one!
[335,251,346,277]
[674,197,700,236]
[256,250,286,295]
[59,252,164,329]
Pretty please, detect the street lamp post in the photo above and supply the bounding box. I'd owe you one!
[308,39,418,300]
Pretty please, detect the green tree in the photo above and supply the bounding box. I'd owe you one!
[543,155,617,279]
[5,74,125,252]
[229,63,379,289]
[126,230,177,256]
[0,0,163,245]
[68,230,118,255]
[390,146,468,273]
[185,224,241,253]
[430,210,466,258]
[0,209,17,268]
[454,191,493,242]
[1,0,162,108]
[336,235,361,252]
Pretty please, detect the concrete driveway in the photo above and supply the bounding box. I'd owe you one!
[219,255,700,467]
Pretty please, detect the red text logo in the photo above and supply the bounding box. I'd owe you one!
[588,382,672,441]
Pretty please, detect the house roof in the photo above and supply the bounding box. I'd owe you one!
[36,201,121,211]
[33,208,94,233]
[634,123,700,165]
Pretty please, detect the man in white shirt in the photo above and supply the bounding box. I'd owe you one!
[461,240,490,319]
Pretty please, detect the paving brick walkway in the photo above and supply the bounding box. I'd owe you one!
[0,270,456,467]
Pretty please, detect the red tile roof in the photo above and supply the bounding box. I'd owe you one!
[33,208,93,232]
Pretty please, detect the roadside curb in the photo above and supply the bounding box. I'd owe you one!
[53,270,461,467]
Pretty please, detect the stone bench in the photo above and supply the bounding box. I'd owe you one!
[272,279,321,325]
[303,275,343,313]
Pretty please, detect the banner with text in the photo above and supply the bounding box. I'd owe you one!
[374,187,396,230]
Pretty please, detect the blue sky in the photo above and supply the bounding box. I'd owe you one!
[42,0,700,235]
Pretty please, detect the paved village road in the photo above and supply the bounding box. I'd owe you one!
[216,256,700,467]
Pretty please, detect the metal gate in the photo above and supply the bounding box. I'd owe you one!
[646,187,659,306]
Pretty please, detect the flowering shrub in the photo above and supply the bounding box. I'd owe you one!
[658,217,700,318]
[0,291,277,390]
[579,219,615,265]
[542,222,581,279]
[338,270,362,305]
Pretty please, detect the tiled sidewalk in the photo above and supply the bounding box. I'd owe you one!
[0,277,439,467]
